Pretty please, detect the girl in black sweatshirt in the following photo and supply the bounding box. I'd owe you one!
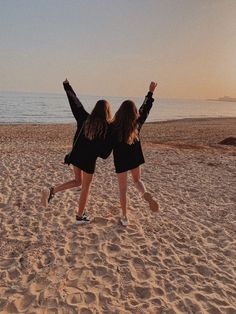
[112,82,159,226]
[41,79,113,224]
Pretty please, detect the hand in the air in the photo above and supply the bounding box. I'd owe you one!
[63,78,69,84]
[149,82,157,93]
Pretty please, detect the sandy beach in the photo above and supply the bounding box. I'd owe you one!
[0,118,235,314]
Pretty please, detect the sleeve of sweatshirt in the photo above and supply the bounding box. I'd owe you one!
[137,92,154,131]
[63,82,89,123]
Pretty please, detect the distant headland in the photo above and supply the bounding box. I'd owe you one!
[207,96,236,102]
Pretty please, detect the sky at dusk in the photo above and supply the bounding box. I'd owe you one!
[0,0,235,98]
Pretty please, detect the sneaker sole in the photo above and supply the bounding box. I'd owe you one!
[76,220,90,225]
[76,213,90,220]
[41,189,49,208]
[143,192,159,213]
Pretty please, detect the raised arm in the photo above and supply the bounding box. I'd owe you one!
[137,82,157,130]
[63,79,88,123]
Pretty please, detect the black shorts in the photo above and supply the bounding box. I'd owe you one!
[65,154,97,174]
[113,140,145,173]
[115,159,145,173]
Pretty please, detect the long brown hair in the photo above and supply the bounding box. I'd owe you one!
[112,100,139,144]
[84,100,112,140]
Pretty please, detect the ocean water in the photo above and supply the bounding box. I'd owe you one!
[0,91,235,124]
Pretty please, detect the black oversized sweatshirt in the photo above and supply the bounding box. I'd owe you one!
[63,82,113,171]
[112,91,155,173]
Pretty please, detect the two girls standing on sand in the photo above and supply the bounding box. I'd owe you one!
[41,80,158,226]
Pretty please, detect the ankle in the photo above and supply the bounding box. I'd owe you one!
[143,191,152,201]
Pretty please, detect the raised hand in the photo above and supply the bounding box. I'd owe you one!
[63,78,69,84]
[149,82,157,93]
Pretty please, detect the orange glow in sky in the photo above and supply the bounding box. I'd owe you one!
[0,1,235,98]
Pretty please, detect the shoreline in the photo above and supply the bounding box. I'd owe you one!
[0,117,235,150]
[0,116,236,126]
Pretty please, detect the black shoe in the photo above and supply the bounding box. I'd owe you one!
[41,187,54,208]
[48,187,54,203]
[76,214,90,225]
[82,212,90,220]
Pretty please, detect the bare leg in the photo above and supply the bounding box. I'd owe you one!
[117,172,128,217]
[41,166,83,207]
[130,166,146,195]
[131,167,159,212]
[77,172,93,217]
[53,166,82,194]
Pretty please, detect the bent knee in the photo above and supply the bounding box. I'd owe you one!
[133,178,141,185]
[74,178,81,186]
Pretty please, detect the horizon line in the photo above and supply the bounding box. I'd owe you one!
[0,89,224,101]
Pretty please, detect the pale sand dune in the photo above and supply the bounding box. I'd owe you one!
[0,118,236,313]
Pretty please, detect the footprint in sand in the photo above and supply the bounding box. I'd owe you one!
[88,232,99,242]
[163,258,174,267]
[41,297,58,309]
[84,292,96,304]
[57,247,65,256]
[67,241,80,252]
[7,268,21,281]
[134,285,151,300]
[0,258,15,269]
[179,284,194,294]
[66,268,83,280]
[194,292,207,303]
[183,298,202,314]
[30,277,50,293]
[94,265,108,277]
[0,299,7,311]
[130,257,150,281]
[105,243,121,255]
[101,273,117,285]
[65,254,77,265]
[4,301,18,313]
[66,293,83,305]
[166,291,178,302]
[41,251,55,266]
[93,216,108,226]
[14,294,36,312]
[153,287,165,296]
[0,202,7,209]
[80,308,93,314]
[195,264,213,277]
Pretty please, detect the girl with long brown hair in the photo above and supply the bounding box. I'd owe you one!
[41,79,113,224]
[112,82,159,226]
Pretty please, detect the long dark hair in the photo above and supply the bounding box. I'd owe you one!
[84,100,112,140]
[112,100,139,144]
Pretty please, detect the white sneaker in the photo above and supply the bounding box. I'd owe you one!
[76,214,90,225]
[143,192,159,212]
[120,216,129,226]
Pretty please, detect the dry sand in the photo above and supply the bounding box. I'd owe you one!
[0,118,235,313]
